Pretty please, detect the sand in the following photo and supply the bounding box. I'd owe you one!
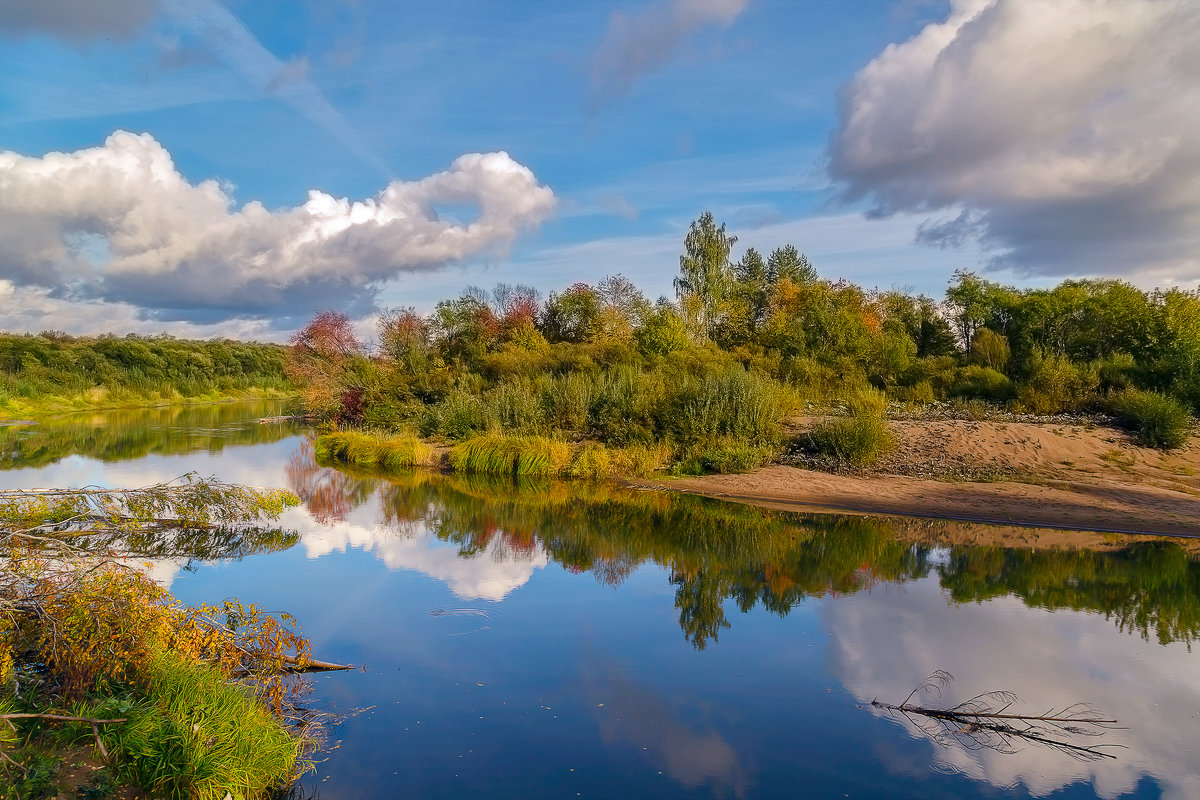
[633,417,1200,538]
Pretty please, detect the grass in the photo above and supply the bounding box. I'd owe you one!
[92,651,302,800]
[449,435,570,478]
[806,388,894,468]
[316,430,432,469]
[1108,388,1193,449]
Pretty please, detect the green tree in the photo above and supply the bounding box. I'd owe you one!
[675,212,737,340]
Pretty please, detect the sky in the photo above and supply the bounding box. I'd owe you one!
[0,0,1197,340]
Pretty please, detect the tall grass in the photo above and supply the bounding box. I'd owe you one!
[95,651,301,800]
[807,388,893,468]
[450,435,570,478]
[1108,389,1192,449]
[316,431,431,470]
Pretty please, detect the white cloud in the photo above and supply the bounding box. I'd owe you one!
[826,578,1200,799]
[591,0,749,105]
[829,0,1200,283]
[0,131,555,324]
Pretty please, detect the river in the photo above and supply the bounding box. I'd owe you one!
[2,402,1196,799]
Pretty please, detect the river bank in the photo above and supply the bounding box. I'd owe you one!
[634,415,1200,537]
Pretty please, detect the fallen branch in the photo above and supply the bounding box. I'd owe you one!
[869,670,1125,762]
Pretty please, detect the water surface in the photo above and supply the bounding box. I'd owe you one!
[3,404,1196,799]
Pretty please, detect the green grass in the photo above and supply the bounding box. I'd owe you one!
[449,435,570,478]
[93,651,302,800]
[1108,388,1193,449]
[807,388,894,468]
[316,430,431,470]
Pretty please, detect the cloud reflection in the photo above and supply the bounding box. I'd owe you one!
[288,501,548,602]
[582,652,747,797]
[825,577,1200,799]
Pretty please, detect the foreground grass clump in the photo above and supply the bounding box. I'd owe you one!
[1,566,312,799]
[450,435,570,478]
[807,388,894,468]
[1108,389,1193,449]
[93,652,300,800]
[316,429,432,469]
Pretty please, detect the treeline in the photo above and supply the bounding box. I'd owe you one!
[0,332,291,416]
[289,212,1198,470]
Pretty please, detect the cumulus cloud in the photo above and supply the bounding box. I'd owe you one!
[0,0,160,41]
[591,0,749,105]
[0,131,556,324]
[828,0,1200,284]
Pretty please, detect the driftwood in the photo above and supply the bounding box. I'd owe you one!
[870,670,1125,762]
[279,654,356,673]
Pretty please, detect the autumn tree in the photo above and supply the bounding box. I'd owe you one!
[286,310,372,424]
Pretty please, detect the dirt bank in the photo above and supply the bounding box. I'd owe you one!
[635,417,1200,538]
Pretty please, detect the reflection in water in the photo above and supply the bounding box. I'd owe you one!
[0,400,298,470]
[280,442,1200,797]
[3,406,1198,799]
[582,652,747,798]
[828,580,1200,799]
[871,670,1123,762]
[289,440,1200,650]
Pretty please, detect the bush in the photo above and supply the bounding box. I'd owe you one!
[1015,351,1098,414]
[808,388,893,468]
[893,380,935,405]
[419,389,491,439]
[488,378,547,434]
[1108,389,1192,449]
[674,439,778,475]
[667,367,790,444]
[950,365,1013,401]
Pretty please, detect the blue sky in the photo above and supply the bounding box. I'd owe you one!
[0,0,1196,338]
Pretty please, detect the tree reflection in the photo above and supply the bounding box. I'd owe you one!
[289,441,1200,650]
[0,400,297,470]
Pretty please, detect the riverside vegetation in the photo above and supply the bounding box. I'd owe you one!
[291,212,1198,476]
[0,334,291,418]
[0,477,318,799]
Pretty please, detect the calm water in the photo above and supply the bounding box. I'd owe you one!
[3,403,1198,799]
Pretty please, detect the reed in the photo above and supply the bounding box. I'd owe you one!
[316,431,431,470]
[449,435,571,478]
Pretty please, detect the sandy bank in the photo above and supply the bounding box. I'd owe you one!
[633,417,1200,538]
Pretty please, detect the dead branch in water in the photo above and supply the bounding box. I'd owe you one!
[870,670,1125,762]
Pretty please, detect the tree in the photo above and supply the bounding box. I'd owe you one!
[541,283,601,344]
[766,245,816,285]
[286,311,372,423]
[675,212,737,340]
[945,270,994,350]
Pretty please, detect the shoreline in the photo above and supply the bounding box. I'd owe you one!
[631,415,1200,539]
[629,467,1200,539]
